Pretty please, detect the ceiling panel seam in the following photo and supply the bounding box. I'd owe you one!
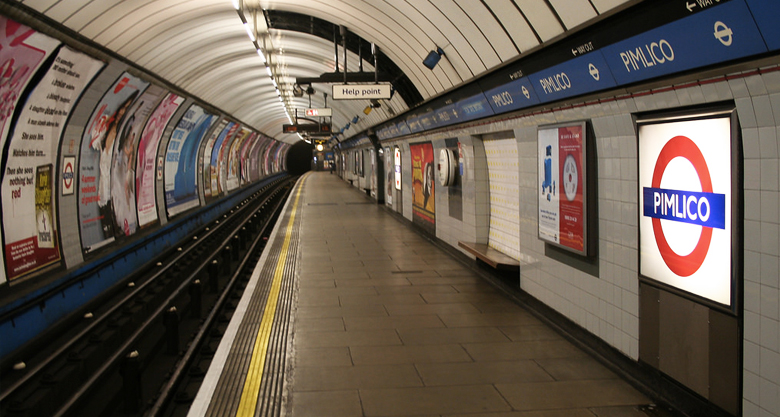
[403,0,478,80]
[277,2,440,99]
[509,0,543,44]
[386,0,464,88]
[450,0,504,63]
[364,0,449,94]
[372,1,451,93]
[116,3,227,57]
[479,0,520,55]
[541,0,568,30]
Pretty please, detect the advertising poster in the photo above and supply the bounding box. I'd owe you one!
[248,136,268,181]
[78,72,149,254]
[226,128,250,191]
[211,122,239,197]
[277,143,289,172]
[537,123,587,255]
[410,142,435,235]
[385,147,393,206]
[107,86,163,235]
[164,104,216,217]
[238,132,257,186]
[108,84,167,238]
[1,47,103,281]
[136,92,183,227]
[639,114,733,306]
[0,16,61,165]
[264,141,279,175]
[394,147,402,190]
[201,119,228,198]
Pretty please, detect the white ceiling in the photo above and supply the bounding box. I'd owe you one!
[18,0,633,144]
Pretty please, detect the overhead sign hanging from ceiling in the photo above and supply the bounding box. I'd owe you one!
[332,84,392,100]
[305,108,332,117]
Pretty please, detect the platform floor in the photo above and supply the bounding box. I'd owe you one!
[192,172,652,417]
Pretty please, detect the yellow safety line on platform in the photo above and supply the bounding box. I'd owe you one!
[236,176,306,417]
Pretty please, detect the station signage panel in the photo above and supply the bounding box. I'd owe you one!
[305,108,332,117]
[528,52,617,104]
[601,0,768,86]
[454,93,494,123]
[638,112,734,307]
[537,122,588,255]
[483,76,541,114]
[332,84,392,100]
[746,0,780,51]
[61,156,75,195]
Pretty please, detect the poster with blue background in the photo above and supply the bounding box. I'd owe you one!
[164,104,216,217]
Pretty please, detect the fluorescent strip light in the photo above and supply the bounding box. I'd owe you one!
[266,66,273,77]
[232,0,239,10]
[244,23,255,41]
[256,48,266,62]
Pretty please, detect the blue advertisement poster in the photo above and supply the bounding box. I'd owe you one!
[164,104,216,217]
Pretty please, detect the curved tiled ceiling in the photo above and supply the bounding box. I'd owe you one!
[15,0,632,144]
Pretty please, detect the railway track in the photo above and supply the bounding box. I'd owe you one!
[0,176,297,417]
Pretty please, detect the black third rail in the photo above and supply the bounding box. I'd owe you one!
[0,176,297,417]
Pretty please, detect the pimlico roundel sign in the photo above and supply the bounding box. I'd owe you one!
[639,114,733,307]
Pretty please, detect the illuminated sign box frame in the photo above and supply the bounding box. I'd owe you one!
[637,106,742,312]
[537,121,590,256]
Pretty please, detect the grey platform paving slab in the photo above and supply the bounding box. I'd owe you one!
[286,173,649,417]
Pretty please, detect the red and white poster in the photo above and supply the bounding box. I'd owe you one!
[136,92,183,227]
[0,16,60,166]
[2,46,103,281]
[538,122,587,255]
[639,113,733,306]
[0,16,61,284]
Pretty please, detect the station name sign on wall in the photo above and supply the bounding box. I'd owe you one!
[638,110,736,307]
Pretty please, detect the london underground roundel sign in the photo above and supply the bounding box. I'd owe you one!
[639,115,732,306]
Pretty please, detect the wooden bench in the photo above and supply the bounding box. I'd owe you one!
[458,241,520,272]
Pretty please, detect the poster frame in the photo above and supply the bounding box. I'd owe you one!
[537,120,589,256]
[636,105,742,313]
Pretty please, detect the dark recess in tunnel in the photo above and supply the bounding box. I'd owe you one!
[286,141,314,175]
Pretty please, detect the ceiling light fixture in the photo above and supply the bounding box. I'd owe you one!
[233,1,298,140]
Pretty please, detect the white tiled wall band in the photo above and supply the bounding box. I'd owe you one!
[483,138,521,260]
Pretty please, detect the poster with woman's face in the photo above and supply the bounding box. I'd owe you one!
[78,72,149,254]
[135,92,183,228]
[1,46,103,281]
[410,142,435,235]
[110,84,167,237]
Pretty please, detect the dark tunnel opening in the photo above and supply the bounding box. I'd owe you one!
[286,141,314,175]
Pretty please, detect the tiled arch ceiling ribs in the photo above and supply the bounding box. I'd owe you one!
[265,10,424,109]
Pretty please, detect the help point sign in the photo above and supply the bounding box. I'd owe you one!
[639,115,732,306]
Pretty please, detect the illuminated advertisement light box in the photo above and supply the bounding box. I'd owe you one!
[537,121,589,256]
[394,147,402,190]
[638,110,737,308]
